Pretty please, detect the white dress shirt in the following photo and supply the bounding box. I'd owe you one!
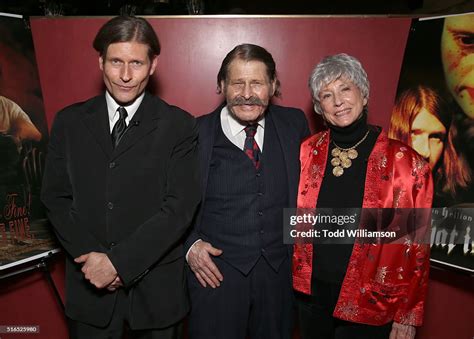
[220,105,265,151]
[106,91,145,132]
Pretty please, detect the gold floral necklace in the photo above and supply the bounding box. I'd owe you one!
[330,130,370,177]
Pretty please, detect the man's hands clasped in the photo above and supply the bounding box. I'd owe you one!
[74,252,123,292]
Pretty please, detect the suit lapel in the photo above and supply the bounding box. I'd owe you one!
[198,108,220,199]
[268,106,298,204]
[111,93,160,159]
[81,95,114,157]
[194,106,221,230]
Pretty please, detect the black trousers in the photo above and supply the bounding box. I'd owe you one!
[187,256,294,339]
[68,289,183,339]
[296,279,392,339]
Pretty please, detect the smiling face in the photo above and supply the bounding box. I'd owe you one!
[410,108,446,169]
[318,78,367,127]
[221,58,275,124]
[441,14,474,118]
[99,41,157,106]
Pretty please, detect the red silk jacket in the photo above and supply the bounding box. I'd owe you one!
[293,129,433,326]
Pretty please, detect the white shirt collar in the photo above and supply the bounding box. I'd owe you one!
[222,106,265,136]
[106,91,145,124]
[220,105,265,151]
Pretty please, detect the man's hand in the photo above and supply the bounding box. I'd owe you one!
[106,276,124,292]
[74,252,118,289]
[389,322,416,339]
[187,241,223,288]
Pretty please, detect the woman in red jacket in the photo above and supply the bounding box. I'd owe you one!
[293,54,433,339]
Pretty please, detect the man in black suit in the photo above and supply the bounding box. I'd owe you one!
[185,44,310,339]
[41,16,200,339]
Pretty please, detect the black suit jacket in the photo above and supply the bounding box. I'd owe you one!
[185,104,310,253]
[41,92,201,328]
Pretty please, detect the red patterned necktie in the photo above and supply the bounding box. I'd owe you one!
[244,124,261,169]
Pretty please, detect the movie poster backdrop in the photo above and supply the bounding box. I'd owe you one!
[0,14,59,270]
[390,13,474,272]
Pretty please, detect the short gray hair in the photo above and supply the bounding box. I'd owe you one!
[308,53,369,115]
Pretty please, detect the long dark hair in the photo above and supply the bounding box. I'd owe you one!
[93,16,160,59]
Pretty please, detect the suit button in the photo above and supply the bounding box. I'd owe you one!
[261,248,266,253]
[256,173,261,177]
[260,229,264,234]
[258,211,263,216]
[109,162,116,169]
[109,242,116,248]
[258,192,263,196]
[107,202,114,210]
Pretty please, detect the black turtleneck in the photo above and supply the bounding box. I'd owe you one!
[312,112,380,288]
[318,112,379,208]
[330,111,370,148]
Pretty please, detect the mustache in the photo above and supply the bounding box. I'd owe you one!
[229,96,266,106]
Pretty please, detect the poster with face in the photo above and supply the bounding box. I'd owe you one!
[0,14,59,270]
[389,13,474,272]
[441,15,474,120]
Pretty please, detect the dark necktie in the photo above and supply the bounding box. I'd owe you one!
[111,106,128,148]
[244,124,261,169]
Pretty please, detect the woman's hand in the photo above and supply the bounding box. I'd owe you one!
[389,322,416,339]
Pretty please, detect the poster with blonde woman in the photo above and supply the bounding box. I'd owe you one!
[389,13,473,272]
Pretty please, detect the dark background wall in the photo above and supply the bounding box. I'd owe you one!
[0,0,472,16]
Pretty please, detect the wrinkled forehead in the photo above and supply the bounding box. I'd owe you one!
[226,59,271,81]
